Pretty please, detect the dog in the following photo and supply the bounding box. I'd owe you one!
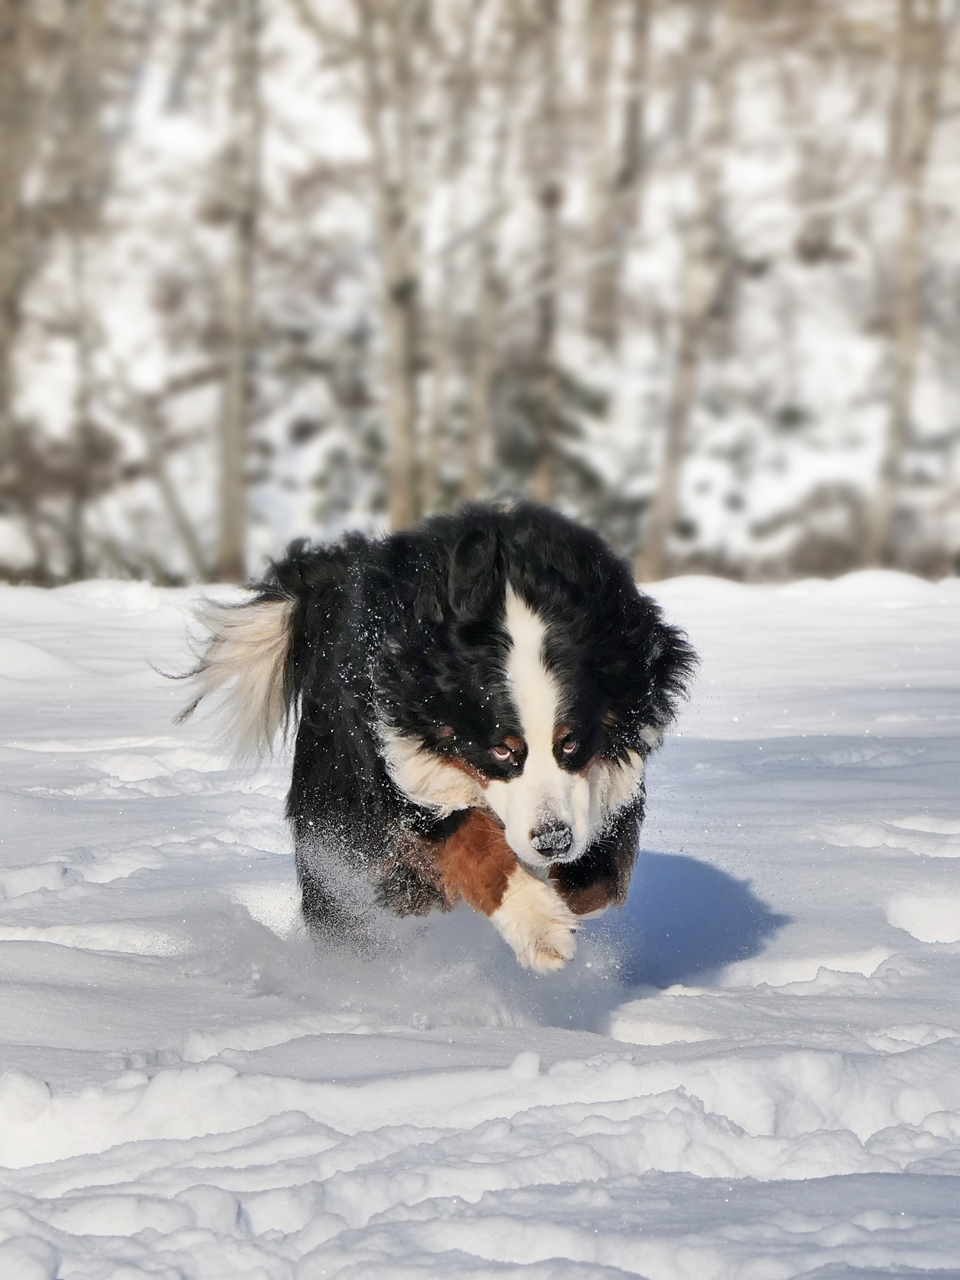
[181,504,695,971]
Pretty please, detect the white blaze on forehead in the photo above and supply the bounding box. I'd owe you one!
[486,588,578,863]
[502,586,561,764]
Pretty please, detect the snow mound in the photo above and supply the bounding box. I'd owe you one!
[54,580,167,614]
[821,820,960,859]
[887,895,960,944]
[0,638,81,680]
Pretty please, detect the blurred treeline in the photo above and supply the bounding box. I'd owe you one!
[0,0,958,584]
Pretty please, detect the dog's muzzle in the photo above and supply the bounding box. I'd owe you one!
[529,822,573,855]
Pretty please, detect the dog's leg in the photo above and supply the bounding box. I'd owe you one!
[435,809,577,972]
[549,799,643,918]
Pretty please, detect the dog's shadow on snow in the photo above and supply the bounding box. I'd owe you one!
[590,850,791,990]
[407,849,791,1035]
[290,850,790,1038]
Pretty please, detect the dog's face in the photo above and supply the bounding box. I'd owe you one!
[375,518,693,871]
[478,587,650,868]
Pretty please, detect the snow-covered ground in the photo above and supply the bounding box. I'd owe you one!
[1,572,960,1279]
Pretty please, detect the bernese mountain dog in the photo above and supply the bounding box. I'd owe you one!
[182,503,695,971]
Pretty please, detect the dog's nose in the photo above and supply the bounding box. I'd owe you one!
[529,822,573,855]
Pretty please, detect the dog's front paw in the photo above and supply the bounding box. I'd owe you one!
[490,867,578,972]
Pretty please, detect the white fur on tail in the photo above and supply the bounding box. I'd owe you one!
[181,597,294,760]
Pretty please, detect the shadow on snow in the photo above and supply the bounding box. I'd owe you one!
[589,850,791,989]
[285,849,791,1038]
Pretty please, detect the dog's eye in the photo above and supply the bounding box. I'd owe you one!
[490,744,514,762]
[560,737,579,755]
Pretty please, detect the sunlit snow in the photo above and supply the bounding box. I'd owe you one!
[1,574,959,1278]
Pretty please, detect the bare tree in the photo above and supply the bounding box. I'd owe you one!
[583,0,615,339]
[636,0,740,582]
[530,0,564,505]
[864,0,949,566]
[0,2,36,460]
[585,0,650,349]
[461,0,523,504]
[217,0,262,581]
[354,0,425,530]
[421,1,482,515]
[0,4,64,499]
[60,0,113,580]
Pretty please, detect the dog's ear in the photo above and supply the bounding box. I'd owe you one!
[635,613,697,733]
[448,526,502,618]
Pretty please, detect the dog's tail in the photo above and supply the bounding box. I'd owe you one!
[177,539,353,761]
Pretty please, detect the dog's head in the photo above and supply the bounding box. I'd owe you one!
[375,507,696,868]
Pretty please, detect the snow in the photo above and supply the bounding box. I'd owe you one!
[2,574,960,1278]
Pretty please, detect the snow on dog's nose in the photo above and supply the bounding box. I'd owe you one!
[529,822,573,855]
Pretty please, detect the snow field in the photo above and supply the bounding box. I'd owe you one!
[1,573,960,1277]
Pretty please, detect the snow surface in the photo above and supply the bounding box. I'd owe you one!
[2,573,960,1278]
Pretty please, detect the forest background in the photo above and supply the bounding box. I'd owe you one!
[1,0,958,586]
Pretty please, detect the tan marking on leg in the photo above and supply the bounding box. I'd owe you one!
[434,807,516,915]
[551,874,620,917]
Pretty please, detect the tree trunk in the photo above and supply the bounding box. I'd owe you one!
[67,228,95,581]
[586,0,649,350]
[864,0,945,567]
[635,246,706,583]
[0,0,32,462]
[530,0,563,506]
[584,0,614,341]
[462,1,520,505]
[64,0,107,582]
[635,0,739,582]
[217,0,261,582]
[0,3,68,553]
[461,242,499,505]
[422,6,479,515]
[356,0,422,531]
